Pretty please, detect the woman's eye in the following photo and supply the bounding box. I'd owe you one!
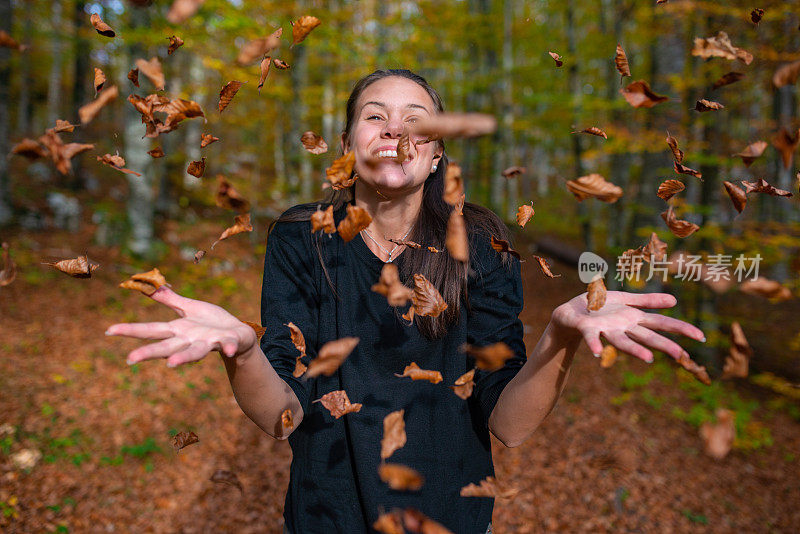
[406,117,418,123]
[367,115,383,120]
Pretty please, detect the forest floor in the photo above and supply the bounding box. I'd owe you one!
[1,219,799,533]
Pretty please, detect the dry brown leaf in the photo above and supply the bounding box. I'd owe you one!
[446,210,468,262]
[402,508,454,534]
[723,181,747,213]
[218,81,245,113]
[427,246,442,253]
[620,80,669,108]
[387,238,421,249]
[167,0,205,25]
[750,8,764,25]
[211,213,253,249]
[167,35,184,55]
[533,255,560,278]
[665,132,684,163]
[293,356,307,378]
[394,362,443,384]
[0,30,26,50]
[501,165,526,178]
[586,276,607,311]
[379,463,424,491]
[43,255,99,278]
[516,202,535,228]
[677,353,711,385]
[490,236,522,260]
[566,173,623,202]
[600,345,618,368]
[712,71,745,90]
[37,129,95,175]
[79,85,118,124]
[411,113,497,142]
[661,206,699,238]
[0,242,16,287]
[694,99,724,112]
[450,368,476,400]
[281,408,294,431]
[127,68,139,87]
[548,51,563,67]
[258,56,271,92]
[135,57,165,91]
[11,138,47,159]
[200,133,219,148]
[773,60,800,88]
[214,175,251,213]
[371,263,414,307]
[461,342,514,371]
[641,232,668,262]
[693,31,753,64]
[192,250,205,264]
[733,141,767,167]
[209,469,243,493]
[286,322,306,357]
[673,162,702,180]
[337,205,372,242]
[460,476,519,500]
[571,127,607,139]
[373,511,405,534]
[739,277,793,301]
[741,178,793,197]
[93,68,105,95]
[404,274,448,321]
[443,163,464,206]
[187,157,206,178]
[722,322,752,379]
[90,13,115,38]
[119,268,167,296]
[381,409,406,460]
[241,320,265,339]
[310,205,336,234]
[97,153,142,176]
[171,431,199,452]
[771,128,799,170]
[147,147,165,158]
[306,337,359,378]
[237,27,282,65]
[300,131,328,154]
[657,179,685,201]
[615,44,631,79]
[394,132,411,164]
[272,58,290,70]
[326,151,357,189]
[291,15,321,45]
[699,409,735,459]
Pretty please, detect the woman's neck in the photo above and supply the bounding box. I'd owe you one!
[353,181,423,250]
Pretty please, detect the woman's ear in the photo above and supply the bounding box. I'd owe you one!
[340,132,349,153]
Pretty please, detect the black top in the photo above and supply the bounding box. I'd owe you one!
[260,201,527,534]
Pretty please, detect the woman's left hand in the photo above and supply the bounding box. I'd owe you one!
[551,291,705,363]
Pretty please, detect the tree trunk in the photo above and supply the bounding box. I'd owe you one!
[0,0,12,224]
[15,6,32,137]
[46,0,63,127]
[69,0,90,190]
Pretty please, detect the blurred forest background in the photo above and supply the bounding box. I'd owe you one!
[1,0,800,531]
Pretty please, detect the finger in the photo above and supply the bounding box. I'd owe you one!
[637,313,705,342]
[166,341,210,368]
[216,336,239,357]
[150,286,194,317]
[613,291,677,310]
[626,325,686,361]
[106,322,174,340]
[603,330,654,363]
[580,328,605,357]
[127,337,191,364]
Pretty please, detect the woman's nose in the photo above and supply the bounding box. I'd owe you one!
[381,118,404,138]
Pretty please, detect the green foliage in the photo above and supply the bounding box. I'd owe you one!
[121,437,162,459]
[681,509,708,525]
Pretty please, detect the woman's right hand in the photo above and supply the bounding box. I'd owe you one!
[105,286,258,368]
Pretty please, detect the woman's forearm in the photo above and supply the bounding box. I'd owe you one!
[220,345,304,440]
[488,320,581,447]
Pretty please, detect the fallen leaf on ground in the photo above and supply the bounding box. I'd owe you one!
[119,268,167,296]
[43,255,99,278]
[379,463,424,491]
[209,469,243,493]
[312,390,363,418]
[381,409,406,460]
[566,173,624,202]
[211,213,253,249]
[306,337,359,378]
[461,342,514,371]
[171,431,199,452]
[394,362,443,384]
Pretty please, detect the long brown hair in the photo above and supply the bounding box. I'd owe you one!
[271,69,513,340]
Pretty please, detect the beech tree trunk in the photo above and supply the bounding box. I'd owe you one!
[0,0,11,225]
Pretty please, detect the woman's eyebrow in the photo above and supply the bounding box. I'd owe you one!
[361,101,431,113]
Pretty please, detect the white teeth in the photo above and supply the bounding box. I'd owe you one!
[377,150,398,158]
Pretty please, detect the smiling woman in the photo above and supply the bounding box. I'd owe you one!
[106,68,706,534]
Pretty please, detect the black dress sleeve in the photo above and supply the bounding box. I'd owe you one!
[259,220,320,415]
[466,234,528,430]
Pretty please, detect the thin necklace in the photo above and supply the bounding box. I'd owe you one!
[361,224,414,263]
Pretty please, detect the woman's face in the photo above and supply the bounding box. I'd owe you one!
[343,76,443,197]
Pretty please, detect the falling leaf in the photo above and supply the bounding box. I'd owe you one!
[621,80,669,108]
[300,131,328,154]
[586,276,607,311]
[237,27,282,65]
[187,157,206,178]
[312,390,362,419]
[722,322,752,379]
[214,175,251,212]
[692,31,753,65]
[501,166,526,178]
[741,178,793,197]
[257,56,272,92]
[533,255,560,278]
[326,151,357,189]
[402,508,454,534]
[694,99,724,112]
[37,129,94,175]
[446,211,468,262]
[614,44,631,79]
[148,147,165,158]
[733,141,767,167]
[394,132,410,164]
[410,112,497,141]
[97,153,142,176]
[167,35,184,55]
[272,58,290,69]
[460,476,519,499]
[566,173,623,202]
[443,162,464,206]
[119,268,167,296]
[127,68,139,87]
[641,232,668,262]
[739,277,793,301]
[600,345,618,368]
[211,213,253,249]
[750,8,764,25]
[427,246,442,253]
[291,15,321,45]
[657,179,685,201]
[394,362,443,384]
[79,85,118,124]
[371,263,413,307]
[90,13,115,38]
[772,60,800,88]
[373,511,405,534]
[699,409,735,459]
[242,320,265,339]
[93,68,105,95]
[722,181,747,213]
[293,356,307,378]
[548,51,563,67]
[200,133,219,148]
[673,162,702,180]
[0,242,17,287]
[771,128,800,170]
[712,71,744,90]
[677,352,711,385]
[11,138,47,159]
[387,238,421,249]
[381,409,406,460]
[490,236,522,260]
[571,127,607,139]
[450,368,476,399]
[193,250,205,263]
[209,469,243,493]
[0,30,26,50]
[379,463,424,491]
[461,342,514,371]
[281,409,293,430]
[171,431,199,452]
[516,202,535,228]
[661,206,699,238]
[665,132,684,163]
[403,274,448,322]
[135,57,165,91]
[337,205,371,242]
[167,0,206,25]
[218,81,245,113]
[310,205,336,234]
[43,255,99,278]
[306,337,359,378]
[286,322,306,357]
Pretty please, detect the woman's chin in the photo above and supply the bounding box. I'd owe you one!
[361,170,422,195]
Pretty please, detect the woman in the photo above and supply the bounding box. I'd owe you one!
[106,69,705,534]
